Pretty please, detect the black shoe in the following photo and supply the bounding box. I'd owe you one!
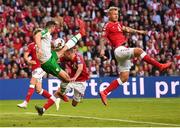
[35,105,44,116]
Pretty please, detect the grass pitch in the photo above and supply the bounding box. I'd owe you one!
[0,98,180,127]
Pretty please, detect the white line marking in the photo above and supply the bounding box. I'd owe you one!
[23,112,180,127]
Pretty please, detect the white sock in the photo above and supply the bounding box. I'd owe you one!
[140,51,147,59]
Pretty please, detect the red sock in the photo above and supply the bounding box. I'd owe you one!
[103,79,119,95]
[143,55,161,68]
[42,90,51,99]
[25,87,35,102]
[43,97,55,110]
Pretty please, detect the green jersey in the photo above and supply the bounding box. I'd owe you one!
[39,29,52,63]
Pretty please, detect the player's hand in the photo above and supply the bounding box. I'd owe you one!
[100,50,108,60]
[77,18,86,37]
[70,77,77,82]
[28,60,37,65]
[138,30,147,35]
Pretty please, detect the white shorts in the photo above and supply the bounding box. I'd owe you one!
[114,46,134,72]
[61,82,86,102]
[32,67,46,82]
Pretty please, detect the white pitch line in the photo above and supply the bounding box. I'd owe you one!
[25,112,180,127]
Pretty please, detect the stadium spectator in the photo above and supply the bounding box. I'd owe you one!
[0,0,179,79]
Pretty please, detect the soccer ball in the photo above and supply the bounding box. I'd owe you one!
[53,38,65,50]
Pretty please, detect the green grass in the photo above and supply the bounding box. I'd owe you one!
[0,98,180,127]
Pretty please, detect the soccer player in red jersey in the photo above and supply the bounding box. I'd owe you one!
[35,48,89,115]
[57,47,89,107]
[17,29,52,108]
[99,7,172,106]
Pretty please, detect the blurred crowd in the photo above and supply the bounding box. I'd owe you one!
[0,0,179,79]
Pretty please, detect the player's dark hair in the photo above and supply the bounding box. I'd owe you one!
[33,28,42,36]
[46,21,57,28]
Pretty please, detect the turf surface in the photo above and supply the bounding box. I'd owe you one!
[0,98,180,127]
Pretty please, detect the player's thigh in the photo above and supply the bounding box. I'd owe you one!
[114,46,133,72]
[58,70,70,82]
[117,59,132,73]
[51,51,59,61]
[41,57,62,78]
[114,46,134,60]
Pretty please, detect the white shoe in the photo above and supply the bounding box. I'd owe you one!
[17,101,27,109]
[55,98,61,111]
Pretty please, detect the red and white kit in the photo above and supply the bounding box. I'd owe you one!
[26,42,46,81]
[60,53,89,102]
[103,22,134,72]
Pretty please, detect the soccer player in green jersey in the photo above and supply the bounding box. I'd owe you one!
[34,19,86,115]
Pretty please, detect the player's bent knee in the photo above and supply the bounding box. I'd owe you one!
[134,48,143,57]
[36,87,43,94]
[120,72,129,83]
[36,89,42,94]
[121,77,128,83]
[30,77,37,85]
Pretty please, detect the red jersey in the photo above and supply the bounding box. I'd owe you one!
[26,42,41,71]
[61,53,89,82]
[102,22,127,48]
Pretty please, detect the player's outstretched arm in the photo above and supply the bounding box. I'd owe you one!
[122,26,147,35]
[70,63,83,82]
[100,36,108,60]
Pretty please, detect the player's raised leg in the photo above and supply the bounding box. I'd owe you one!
[35,82,68,115]
[136,48,172,71]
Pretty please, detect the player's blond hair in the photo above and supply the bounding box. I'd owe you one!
[108,6,119,14]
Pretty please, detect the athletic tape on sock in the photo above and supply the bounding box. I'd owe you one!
[140,52,147,59]
[50,95,56,102]
[29,84,35,88]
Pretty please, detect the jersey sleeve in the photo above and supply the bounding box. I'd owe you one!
[76,54,83,65]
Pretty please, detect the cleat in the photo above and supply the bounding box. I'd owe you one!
[17,101,27,109]
[55,98,61,111]
[99,91,107,106]
[159,62,172,72]
[77,19,86,37]
[35,105,44,116]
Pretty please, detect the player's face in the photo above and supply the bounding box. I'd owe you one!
[51,25,56,32]
[64,51,71,59]
[109,10,118,22]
